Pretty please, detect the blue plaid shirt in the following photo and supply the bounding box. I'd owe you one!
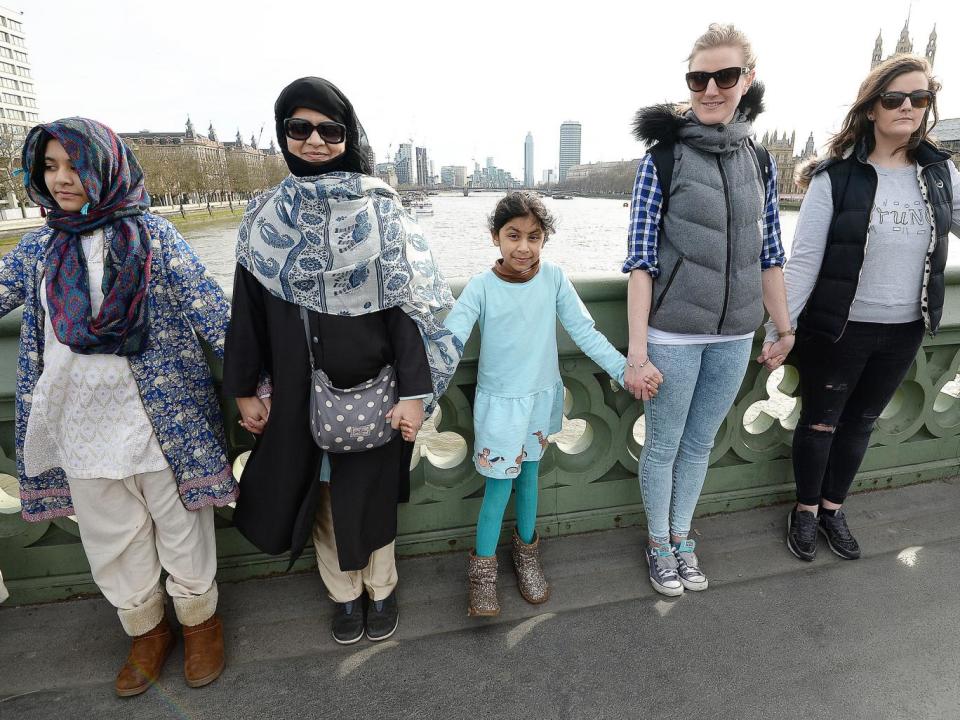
[622,151,786,277]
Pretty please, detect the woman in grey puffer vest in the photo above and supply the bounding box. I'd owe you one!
[622,23,793,597]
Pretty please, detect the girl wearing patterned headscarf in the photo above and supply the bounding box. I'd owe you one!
[223,77,458,646]
[3,118,234,696]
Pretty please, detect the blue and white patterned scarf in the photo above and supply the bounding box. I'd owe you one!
[236,172,460,408]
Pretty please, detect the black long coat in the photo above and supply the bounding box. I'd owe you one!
[223,265,432,570]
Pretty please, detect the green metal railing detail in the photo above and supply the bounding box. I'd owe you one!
[2,272,958,603]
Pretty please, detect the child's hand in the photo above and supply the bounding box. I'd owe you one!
[237,396,271,435]
[625,359,663,402]
[386,399,425,442]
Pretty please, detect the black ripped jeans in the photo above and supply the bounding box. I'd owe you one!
[792,320,925,506]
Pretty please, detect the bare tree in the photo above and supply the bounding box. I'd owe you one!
[178,149,207,204]
[0,126,30,218]
[560,160,640,197]
[131,142,177,207]
[226,152,252,199]
[265,155,286,187]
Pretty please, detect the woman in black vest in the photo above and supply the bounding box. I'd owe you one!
[776,55,959,562]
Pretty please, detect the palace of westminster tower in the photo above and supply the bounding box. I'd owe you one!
[871,12,937,68]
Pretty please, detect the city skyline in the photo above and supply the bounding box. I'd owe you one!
[14,1,960,181]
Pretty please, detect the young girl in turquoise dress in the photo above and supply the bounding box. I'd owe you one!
[442,191,628,616]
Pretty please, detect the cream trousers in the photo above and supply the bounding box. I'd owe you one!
[312,483,397,603]
[68,467,218,636]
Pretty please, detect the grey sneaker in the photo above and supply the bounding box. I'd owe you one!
[645,544,683,596]
[672,539,708,591]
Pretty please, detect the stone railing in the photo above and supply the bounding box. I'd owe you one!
[2,272,958,603]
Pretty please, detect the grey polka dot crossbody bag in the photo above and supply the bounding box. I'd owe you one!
[300,307,398,453]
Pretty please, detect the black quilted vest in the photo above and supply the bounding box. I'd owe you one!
[799,140,953,340]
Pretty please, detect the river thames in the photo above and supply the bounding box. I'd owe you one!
[184,191,960,287]
[182,192,810,287]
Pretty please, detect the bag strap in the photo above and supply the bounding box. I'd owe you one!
[299,306,319,372]
[749,138,772,194]
[647,141,675,221]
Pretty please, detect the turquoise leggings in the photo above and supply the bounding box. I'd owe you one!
[475,461,539,557]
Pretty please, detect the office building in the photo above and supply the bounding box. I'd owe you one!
[416,146,428,187]
[0,5,38,136]
[524,132,534,187]
[559,121,581,183]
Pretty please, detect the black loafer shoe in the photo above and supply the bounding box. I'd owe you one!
[365,590,399,642]
[331,595,365,645]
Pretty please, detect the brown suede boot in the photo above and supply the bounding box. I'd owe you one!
[115,617,174,697]
[468,551,500,617]
[182,614,225,688]
[512,530,550,604]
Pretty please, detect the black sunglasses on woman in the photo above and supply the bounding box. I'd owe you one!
[877,90,935,110]
[685,66,749,92]
[283,118,347,144]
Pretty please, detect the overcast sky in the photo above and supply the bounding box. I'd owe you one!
[20,0,959,178]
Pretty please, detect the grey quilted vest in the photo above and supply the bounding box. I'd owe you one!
[649,112,766,335]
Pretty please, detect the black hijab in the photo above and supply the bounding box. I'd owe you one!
[274,77,372,178]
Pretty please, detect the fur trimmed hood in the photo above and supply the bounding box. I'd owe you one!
[632,82,766,146]
[795,154,828,190]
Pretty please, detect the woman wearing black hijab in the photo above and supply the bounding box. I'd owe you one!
[223,77,458,645]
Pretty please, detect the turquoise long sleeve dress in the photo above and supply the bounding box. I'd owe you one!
[443,262,626,479]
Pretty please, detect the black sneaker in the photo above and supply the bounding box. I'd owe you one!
[787,508,818,561]
[331,595,365,645]
[365,590,399,642]
[818,510,861,560]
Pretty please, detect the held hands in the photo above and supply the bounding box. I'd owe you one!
[237,396,271,435]
[624,357,664,401]
[756,334,796,371]
[386,398,425,443]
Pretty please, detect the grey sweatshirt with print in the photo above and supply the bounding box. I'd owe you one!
[765,160,960,343]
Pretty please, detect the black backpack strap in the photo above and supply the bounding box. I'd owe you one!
[647,141,675,220]
[749,138,772,195]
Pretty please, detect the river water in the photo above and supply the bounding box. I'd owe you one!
[184,192,960,287]
[184,193,805,287]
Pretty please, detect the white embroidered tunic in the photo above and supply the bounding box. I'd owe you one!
[23,230,168,479]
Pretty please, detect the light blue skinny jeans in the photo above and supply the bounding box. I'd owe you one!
[638,338,752,544]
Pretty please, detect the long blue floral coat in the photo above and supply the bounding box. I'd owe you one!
[0,214,238,521]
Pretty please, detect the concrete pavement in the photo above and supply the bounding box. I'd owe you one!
[2,478,959,719]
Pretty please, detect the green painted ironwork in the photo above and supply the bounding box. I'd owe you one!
[1,272,958,603]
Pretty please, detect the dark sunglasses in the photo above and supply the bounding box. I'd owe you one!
[878,90,935,110]
[685,66,749,92]
[283,118,347,143]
